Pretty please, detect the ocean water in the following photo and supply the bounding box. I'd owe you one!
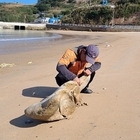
[0,29,62,41]
[0,29,62,55]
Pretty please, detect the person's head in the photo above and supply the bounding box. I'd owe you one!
[80,44,99,64]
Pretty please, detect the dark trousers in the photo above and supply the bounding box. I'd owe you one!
[55,71,95,89]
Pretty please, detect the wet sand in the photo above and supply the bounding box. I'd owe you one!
[0,30,140,140]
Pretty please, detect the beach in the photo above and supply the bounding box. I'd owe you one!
[0,30,140,140]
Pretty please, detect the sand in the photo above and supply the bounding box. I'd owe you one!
[0,30,140,140]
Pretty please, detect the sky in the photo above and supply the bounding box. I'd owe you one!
[0,0,37,5]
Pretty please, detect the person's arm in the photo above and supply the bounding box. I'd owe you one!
[88,62,101,72]
[87,56,101,72]
[56,49,77,80]
[56,63,76,80]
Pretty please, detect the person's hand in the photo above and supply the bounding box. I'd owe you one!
[83,69,91,76]
[73,77,81,85]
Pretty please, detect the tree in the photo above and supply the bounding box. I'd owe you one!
[35,3,50,12]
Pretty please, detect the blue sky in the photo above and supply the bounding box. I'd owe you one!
[0,0,37,5]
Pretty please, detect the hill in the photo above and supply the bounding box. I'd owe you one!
[0,1,140,25]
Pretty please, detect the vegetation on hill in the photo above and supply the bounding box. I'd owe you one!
[61,1,140,25]
[0,3,38,22]
[0,0,140,25]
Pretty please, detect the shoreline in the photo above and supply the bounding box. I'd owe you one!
[0,30,119,70]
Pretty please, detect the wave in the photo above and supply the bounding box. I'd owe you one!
[0,34,62,42]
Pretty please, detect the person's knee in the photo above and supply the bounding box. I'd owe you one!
[55,74,68,86]
[55,77,62,86]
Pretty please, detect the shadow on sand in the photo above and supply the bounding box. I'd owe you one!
[10,86,59,128]
[10,114,60,128]
[10,115,43,128]
[22,86,58,98]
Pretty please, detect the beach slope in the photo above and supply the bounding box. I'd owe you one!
[0,31,140,140]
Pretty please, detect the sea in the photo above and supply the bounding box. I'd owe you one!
[0,29,62,55]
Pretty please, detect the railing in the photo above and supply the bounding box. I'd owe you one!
[46,23,107,31]
[107,25,140,31]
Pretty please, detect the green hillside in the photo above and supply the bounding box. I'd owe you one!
[0,0,140,25]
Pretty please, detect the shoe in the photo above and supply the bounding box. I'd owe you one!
[81,88,93,94]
